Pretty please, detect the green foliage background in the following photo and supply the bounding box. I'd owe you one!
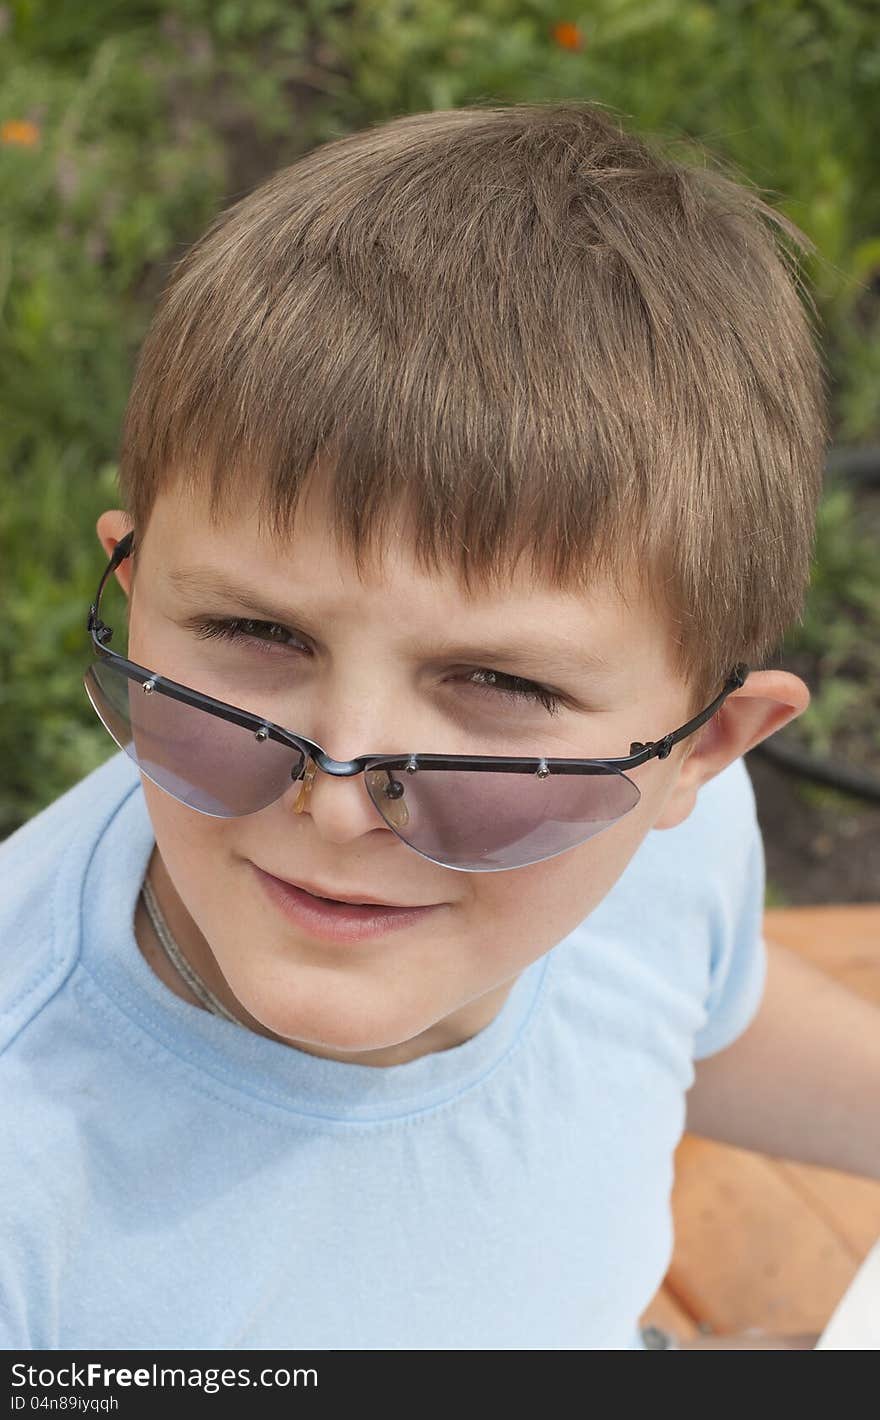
[1,0,878,836]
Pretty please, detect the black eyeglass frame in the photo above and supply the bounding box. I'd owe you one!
[86,530,749,805]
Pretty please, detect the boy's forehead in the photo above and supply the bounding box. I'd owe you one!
[144,478,665,665]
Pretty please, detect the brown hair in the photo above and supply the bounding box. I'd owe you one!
[116,99,830,724]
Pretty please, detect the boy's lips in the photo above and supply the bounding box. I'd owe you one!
[250,865,445,944]
[254,866,438,909]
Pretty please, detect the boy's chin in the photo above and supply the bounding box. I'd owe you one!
[231,985,439,1061]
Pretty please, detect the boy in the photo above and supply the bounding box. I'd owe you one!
[2,100,876,1351]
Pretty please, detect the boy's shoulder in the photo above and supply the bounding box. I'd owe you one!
[0,751,142,1054]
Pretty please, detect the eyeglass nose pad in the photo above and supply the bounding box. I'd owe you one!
[364,768,410,831]
[292,759,413,829]
[292,755,318,814]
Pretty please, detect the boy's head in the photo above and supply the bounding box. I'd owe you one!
[94,100,824,1064]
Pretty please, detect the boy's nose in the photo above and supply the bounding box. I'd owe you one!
[283,755,397,840]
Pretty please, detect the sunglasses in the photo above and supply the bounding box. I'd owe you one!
[84,532,748,873]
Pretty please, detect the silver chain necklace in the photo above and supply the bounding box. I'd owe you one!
[140,872,243,1028]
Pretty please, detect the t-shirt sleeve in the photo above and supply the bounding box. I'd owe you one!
[692,814,768,1061]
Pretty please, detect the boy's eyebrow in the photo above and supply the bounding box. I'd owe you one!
[165,564,617,680]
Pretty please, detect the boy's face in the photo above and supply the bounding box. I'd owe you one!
[96,478,807,1065]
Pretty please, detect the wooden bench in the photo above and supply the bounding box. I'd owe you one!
[639,904,880,1342]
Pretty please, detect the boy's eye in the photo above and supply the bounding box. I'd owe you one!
[183,615,568,717]
[189,615,307,653]
[463,667,566,716]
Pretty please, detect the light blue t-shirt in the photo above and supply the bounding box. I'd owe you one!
[0,749,767,1350]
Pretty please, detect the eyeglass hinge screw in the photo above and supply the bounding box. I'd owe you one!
[142,679,156,695]
[405,756,419,774]
[536,759,550,779]
[255,726,269,742]
[93,619,113,645]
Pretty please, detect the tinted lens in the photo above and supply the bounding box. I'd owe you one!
[365,761,639,870]
[84,657,640,868]
[84,658,306,817]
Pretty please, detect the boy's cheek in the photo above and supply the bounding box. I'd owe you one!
[479,809,657,963]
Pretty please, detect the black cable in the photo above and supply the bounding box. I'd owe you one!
[756,445,880,807]
[749,736,880,806]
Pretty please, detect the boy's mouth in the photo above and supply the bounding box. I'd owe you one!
[256,866,436,910]
[251,865,445,943]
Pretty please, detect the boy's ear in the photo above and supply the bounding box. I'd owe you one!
[652,669,810,832]
[95,509,136,600]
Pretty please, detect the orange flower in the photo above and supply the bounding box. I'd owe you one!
[550,21,585,52]
[1,118,41,147]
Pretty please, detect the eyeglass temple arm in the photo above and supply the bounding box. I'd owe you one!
[87,529,136,645]
[629,662,749,761]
